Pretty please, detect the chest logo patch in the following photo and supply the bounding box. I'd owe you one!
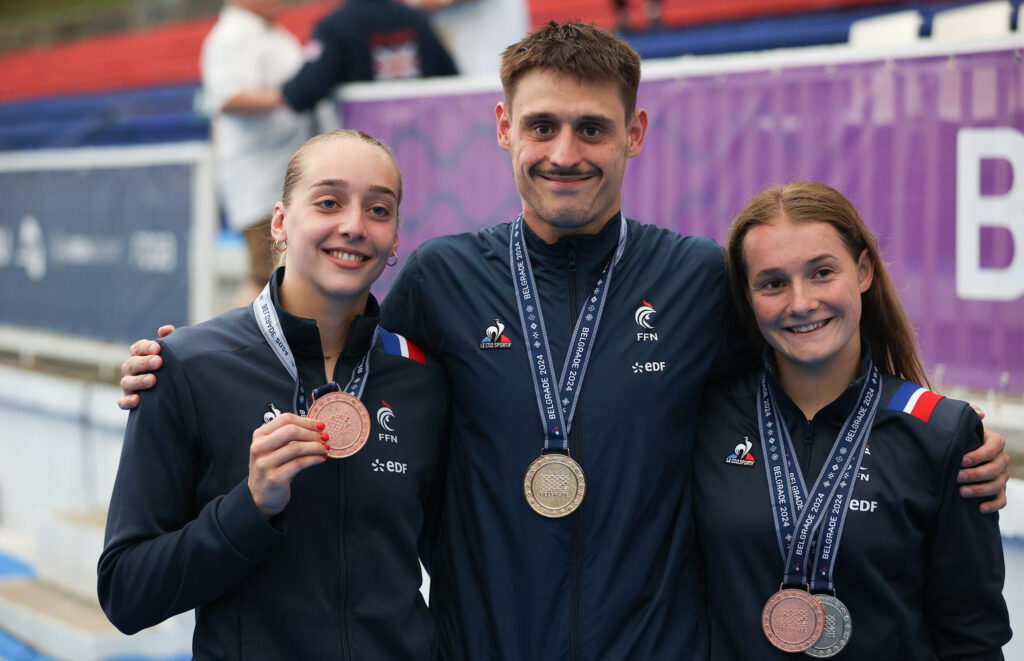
[634,299,659,342]
[262,403,282,425]
[725,437,756,467]
[376,401,399,443]
[480,318,513,350]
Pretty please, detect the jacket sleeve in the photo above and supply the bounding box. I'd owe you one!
[380,247,437,355]
[281,21,344,112]
[97,343,283,635]
[924,405,1011,659]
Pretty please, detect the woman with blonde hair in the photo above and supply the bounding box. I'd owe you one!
[99,130,450,658]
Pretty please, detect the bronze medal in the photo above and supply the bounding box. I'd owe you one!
[307,390,370,459]
[523,454,586,518]
[762,588,826,653]
[804,594,852,658]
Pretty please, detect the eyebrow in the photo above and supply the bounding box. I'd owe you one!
[751,254,840,280]
[309,179,397,200]
[520,112,614,125]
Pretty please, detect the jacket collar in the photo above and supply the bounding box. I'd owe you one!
[267,267,381,362]
[521,212,623,271]
[763,343,875,425]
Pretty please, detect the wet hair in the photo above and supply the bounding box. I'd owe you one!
[726,181,929,387]
[499,21,641,118]
[280,130,402,209]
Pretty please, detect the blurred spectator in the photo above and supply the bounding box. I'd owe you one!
[201,0,314,305]
[280,0,458,111]
[409,0,528,77]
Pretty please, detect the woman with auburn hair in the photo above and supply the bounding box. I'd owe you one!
[694,181,1010,659]
[99,130,449,658]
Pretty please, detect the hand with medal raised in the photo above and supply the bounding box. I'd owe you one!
[247,412,330,519]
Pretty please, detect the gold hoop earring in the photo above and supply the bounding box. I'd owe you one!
[274,240,287,253]
[387,250,399,267]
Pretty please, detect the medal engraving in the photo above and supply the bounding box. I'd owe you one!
[762,589,825,653]
[805,594,852,658]
[524,454,586,518]
[307,391,370,458]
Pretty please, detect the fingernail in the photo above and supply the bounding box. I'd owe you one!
[957,471,968,483]
[962,457,973,467]
[316,421,326,431]
[960,486,972,497]
[322,453,328,459]
[322,442,330,450]
[320,432,329,442]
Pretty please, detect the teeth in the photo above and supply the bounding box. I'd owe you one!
[328,250,366,262]
[790,320,828,333]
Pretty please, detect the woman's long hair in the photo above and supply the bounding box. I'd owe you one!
[726,181,930,387]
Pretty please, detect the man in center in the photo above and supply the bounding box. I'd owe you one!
[386,22,794,659]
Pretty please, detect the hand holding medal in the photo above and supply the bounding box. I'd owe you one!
[308,383,371,459]
[247,412,332,519]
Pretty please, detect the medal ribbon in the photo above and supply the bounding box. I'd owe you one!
[757,363,880,588]
[253,283,377,415]
[509,214,627,451]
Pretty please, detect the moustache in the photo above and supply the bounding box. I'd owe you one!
[531,166,598,178]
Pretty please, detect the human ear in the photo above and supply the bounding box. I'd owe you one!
[270,202,288,242]
[627,108,648,157]
[857,248,874,292]
[496,102,512,152]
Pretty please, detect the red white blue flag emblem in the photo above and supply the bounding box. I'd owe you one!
[887,382,944,423]
[378,328,426,364]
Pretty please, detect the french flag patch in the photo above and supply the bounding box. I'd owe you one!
[378,328,426,364]
[887,382,944,423]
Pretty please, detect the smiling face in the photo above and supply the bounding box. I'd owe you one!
[742,214,874,381]
[496,69,647,243]
[271,136,400,314]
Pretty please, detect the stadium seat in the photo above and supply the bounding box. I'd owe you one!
[931,0,1014,41]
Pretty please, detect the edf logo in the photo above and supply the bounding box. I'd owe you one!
[371,458,408,474]
[632,361,666,374]
[849,499,878,513]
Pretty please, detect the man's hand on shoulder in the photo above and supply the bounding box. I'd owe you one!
[118,325,175,410]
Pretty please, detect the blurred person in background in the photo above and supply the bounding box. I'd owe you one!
[201,0,314,305]
[227,0,458,116]
[694,181,1010,659]
[99,130,450,658]
[405,0,528,77]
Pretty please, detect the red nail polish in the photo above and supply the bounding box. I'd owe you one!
[322,453,328,459]
[316,421,326,431]
[320,432,329,441]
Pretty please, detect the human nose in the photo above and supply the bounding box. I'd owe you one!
[334,206,366,239]
[548,129,582,168]
[787,279,818,315]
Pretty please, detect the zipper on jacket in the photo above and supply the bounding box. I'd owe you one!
[339,461,351,660]
[567,248,583,661]
[801,419,814,476]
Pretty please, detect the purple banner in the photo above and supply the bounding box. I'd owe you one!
[345,49,1024,392]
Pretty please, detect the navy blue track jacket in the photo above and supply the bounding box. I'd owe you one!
[694,353,1010,660]
[382,215,751,660]
[99,269,450,659]
[282,0,457,112]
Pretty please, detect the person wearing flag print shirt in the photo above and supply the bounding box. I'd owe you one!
[98,130,450,659]
[694,181,1010,660]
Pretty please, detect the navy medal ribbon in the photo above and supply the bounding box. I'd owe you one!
[253,283,377,415]
[757,363,880,588]
[508,214,628,451]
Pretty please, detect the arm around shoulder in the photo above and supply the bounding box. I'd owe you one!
[924,404,1011,658]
